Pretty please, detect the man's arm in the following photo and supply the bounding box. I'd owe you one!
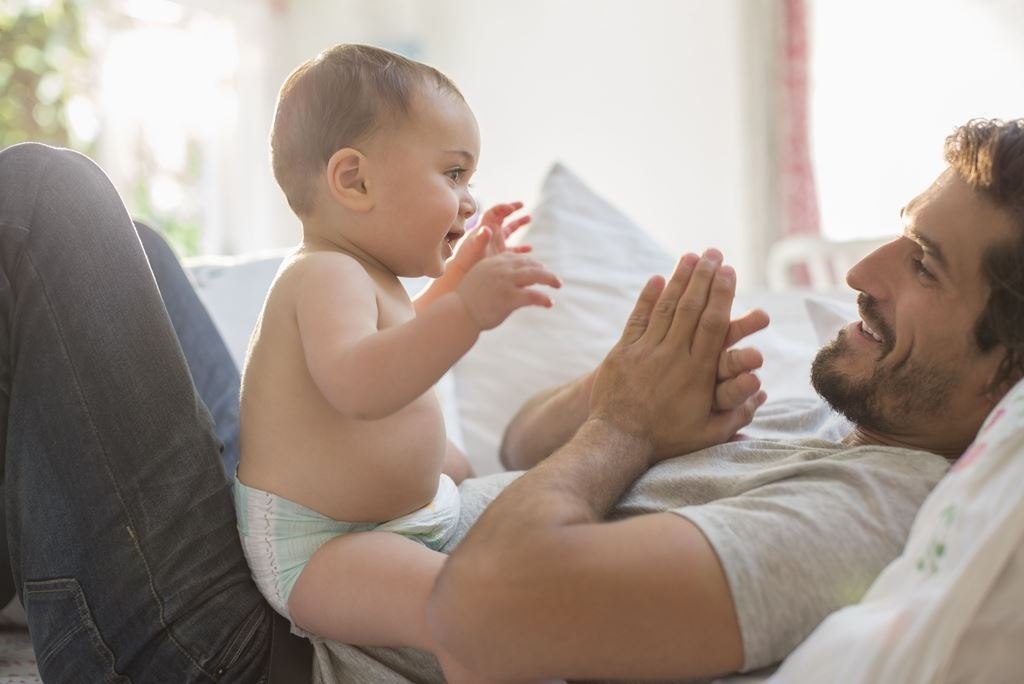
[441,438,473,484]
[429,250,766,680]
[499,310,769,472]
[498,372,594,471]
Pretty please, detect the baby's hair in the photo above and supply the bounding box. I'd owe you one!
[270,43,463,216]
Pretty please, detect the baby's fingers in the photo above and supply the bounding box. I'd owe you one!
[709,390,768,440]
[513,266,562,289]
[481,201,524,224]
[714,372,761,412]
[503,214,531,237]
[718,347,763,381]
[725,309,770,348]
[521,288,555,309]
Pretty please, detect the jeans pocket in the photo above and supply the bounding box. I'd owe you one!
[25,577,129,683]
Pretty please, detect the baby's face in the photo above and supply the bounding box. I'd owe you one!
[362,87,481,278]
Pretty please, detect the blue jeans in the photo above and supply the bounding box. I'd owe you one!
[0,142,277,681]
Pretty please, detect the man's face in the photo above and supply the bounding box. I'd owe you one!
[811,169,1015,455]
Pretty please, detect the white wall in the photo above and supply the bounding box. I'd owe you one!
[811,0,1024,241]
[249,0,766,288]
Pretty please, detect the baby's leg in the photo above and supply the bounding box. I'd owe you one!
[287,531,502,683]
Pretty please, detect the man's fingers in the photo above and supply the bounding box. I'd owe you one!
[717,347,764,381]
[680,255,731,355]
[713,372,761,411]
[725,309,770,348]
[618,275,666,345]
[645,253,699,343]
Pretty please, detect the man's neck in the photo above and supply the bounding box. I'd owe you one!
[842,427,961,461]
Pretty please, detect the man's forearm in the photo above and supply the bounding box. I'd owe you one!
[499,373,595,470]
[468,418,650,541]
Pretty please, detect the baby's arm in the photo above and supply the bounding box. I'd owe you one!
[296,253,477,420]
[296,251,559,421]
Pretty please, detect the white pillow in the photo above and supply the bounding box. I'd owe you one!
[452,163,675,474]
[804,295,858,346]
[188,252,285,368]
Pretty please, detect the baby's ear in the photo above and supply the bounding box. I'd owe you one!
[325,148,372,211]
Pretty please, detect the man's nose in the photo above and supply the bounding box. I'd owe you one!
[846,238,901,297]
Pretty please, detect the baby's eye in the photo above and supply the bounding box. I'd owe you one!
[445,168,465,183]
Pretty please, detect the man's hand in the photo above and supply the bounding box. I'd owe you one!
[589,250,766,463]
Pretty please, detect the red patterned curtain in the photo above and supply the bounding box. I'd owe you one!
[779,0,820,238]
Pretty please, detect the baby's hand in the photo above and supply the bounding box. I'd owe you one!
[449,202,532,276]
[476,201,532,257]
[456,245,561,331]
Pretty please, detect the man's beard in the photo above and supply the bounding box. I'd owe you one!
[810,297,956,434]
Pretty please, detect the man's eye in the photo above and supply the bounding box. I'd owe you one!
[913,256,937,281]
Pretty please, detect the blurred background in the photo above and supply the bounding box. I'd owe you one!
[2,0,1023,288]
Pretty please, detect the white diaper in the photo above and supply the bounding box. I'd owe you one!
[234,474,461,636]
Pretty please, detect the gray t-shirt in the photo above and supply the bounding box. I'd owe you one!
[312,399,950,682]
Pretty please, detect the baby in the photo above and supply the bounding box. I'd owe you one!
[234,44,560,681]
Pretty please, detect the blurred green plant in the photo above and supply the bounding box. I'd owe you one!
[1,0,203,256]
[130,140,202,256]
[0,0,92,151]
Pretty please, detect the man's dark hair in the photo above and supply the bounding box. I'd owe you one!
[945,118,1024,392]
[270,43,463,216]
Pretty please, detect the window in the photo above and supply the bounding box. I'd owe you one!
[810,0,1024,241]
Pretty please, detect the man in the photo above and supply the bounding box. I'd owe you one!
[424,119,1024,681]
[0,119,1020,682]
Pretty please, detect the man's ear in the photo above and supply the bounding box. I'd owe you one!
[325,147,373,211]
[982,351,1018,404]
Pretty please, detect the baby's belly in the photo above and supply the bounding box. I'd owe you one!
[245,397,449,523]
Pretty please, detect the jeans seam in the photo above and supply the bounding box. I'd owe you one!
[213,603,265,675]
[22,157,217,678]
[27,578,128,681]
[8,143,49,277]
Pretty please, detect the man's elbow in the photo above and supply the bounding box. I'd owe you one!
[497,427,521,470]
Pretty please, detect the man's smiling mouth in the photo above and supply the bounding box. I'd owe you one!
[860,319,883,343]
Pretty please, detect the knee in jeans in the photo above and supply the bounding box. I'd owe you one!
[1,142,109,193]
[1,141,76,168]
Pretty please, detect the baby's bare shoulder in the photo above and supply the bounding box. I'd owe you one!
[283,249,366,279]
[272,250,375,297]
